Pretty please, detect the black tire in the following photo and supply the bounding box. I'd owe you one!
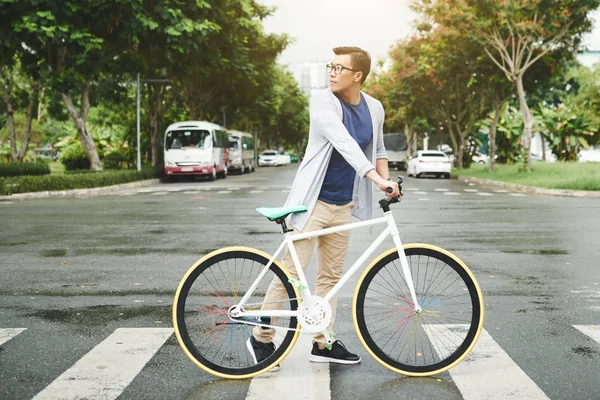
[173,247,300,379]
[353,245,484,376]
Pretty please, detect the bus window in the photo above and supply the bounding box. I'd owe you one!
[242,136,254,150]
[166,130,211,150]
[229,136,240,149]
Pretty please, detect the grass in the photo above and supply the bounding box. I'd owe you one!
[456,162,600,191]
[49,161,65,175]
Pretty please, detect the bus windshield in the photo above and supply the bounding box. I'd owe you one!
[166,130,211,150]
[229,136,240,149]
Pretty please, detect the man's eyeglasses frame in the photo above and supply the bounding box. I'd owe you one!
[326,63,360,75]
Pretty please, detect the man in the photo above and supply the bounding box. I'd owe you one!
[247,46,400,366]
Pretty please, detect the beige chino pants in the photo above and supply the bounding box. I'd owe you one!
[252,200,354,346]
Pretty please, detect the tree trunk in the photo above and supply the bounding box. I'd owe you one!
[447,123,462,169]
[1,69,19,162]
[16,82,41,161]
[148,83,165,168]
[404,123,414,156]
[516,74,533,172]
[488,98,503,171]
[61,80,102,171]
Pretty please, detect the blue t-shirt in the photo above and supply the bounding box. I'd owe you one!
[318,94,372,205]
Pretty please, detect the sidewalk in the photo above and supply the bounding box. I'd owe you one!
[0,179,160,201]
[458,176,600,198]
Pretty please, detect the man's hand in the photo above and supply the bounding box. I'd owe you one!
[366,170,401,199]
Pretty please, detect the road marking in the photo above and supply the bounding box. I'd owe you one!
[246,334,330,400]
[183,191,201,194]
[434,188,449,192]
[0,201,14,204]
[493,189,508,193]
[167,188,182,192]
[281,190,290,193]
[32,328,173,400]
[119,193,136,196]
[151,192,168,196]
[250,190,264,194]
[573,325,600,342]
[230,188,242,191]
[509,193,526,197]
[137,189,155,193]
[405,188,419,191]
[217,190,232,194]
[476,192,494,196]
[418,198,430,201]
[0,328,26,346]
[424,325,549,399]
[414,191,427,195]
[443,192,460,196]
[464,189,479,192]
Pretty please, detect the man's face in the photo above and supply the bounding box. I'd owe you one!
[328,54,361,93]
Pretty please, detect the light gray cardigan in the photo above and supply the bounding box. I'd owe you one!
[284,88,387,231]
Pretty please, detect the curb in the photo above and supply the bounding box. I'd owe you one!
[0,179,161,201]
[458,176,600,198]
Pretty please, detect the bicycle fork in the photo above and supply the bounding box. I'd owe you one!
[387,212,422,313]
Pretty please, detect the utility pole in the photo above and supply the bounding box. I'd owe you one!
[136,73,141,171]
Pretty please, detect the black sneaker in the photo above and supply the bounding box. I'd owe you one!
[246,336,277,365]
[308,340,361,364]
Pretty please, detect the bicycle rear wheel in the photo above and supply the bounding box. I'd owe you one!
[353,244,484,376]
[173,247,300,379]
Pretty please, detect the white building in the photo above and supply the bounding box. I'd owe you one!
[287,62,330,98]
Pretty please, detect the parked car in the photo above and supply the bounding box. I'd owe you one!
[407,150,452,179]
[258,151,280,166]
[578,147,600,162]
[277,152,291,166]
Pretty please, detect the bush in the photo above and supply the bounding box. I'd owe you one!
[0,169,156,195]
[0,161,51,177]
[103,150,127,170]
[59,142,90,171]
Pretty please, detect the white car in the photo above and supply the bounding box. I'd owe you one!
[258,151,280,166]
[277,152,291,166]
[407,150,452,179]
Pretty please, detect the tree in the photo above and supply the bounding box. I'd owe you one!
[381,26,492,168]
[8,0,154,170]
[0,1,44,162]
[417,0,600,171]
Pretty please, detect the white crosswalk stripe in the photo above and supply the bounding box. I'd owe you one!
[0,328,26,346]
[574,325,600,342]
[32,328,173,400]
[424,325,549,399]
[246,334,330,400]
[5,325,596,397]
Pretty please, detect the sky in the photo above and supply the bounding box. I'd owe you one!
[259,1,600,66]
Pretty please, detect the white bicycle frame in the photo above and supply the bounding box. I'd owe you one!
[234,210,422,322]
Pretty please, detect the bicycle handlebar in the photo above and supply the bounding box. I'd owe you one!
[379,176,404,212]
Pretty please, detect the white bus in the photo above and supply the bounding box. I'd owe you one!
[383,132,408,170]
[227,130,255,174]
[164,121,229,181]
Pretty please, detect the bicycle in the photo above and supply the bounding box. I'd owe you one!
[172,177,484,379]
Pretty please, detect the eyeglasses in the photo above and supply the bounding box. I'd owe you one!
[326,63,359,75]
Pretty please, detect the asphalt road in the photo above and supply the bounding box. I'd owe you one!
[1,164,599,400]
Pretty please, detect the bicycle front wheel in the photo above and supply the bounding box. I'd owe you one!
[173,247,300,379]
[353,244,484,376]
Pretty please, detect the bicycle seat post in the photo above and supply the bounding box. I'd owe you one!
[275,217,293,234]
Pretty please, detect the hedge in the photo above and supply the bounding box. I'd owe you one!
[0,169,155,195]
[0,162,51,177]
